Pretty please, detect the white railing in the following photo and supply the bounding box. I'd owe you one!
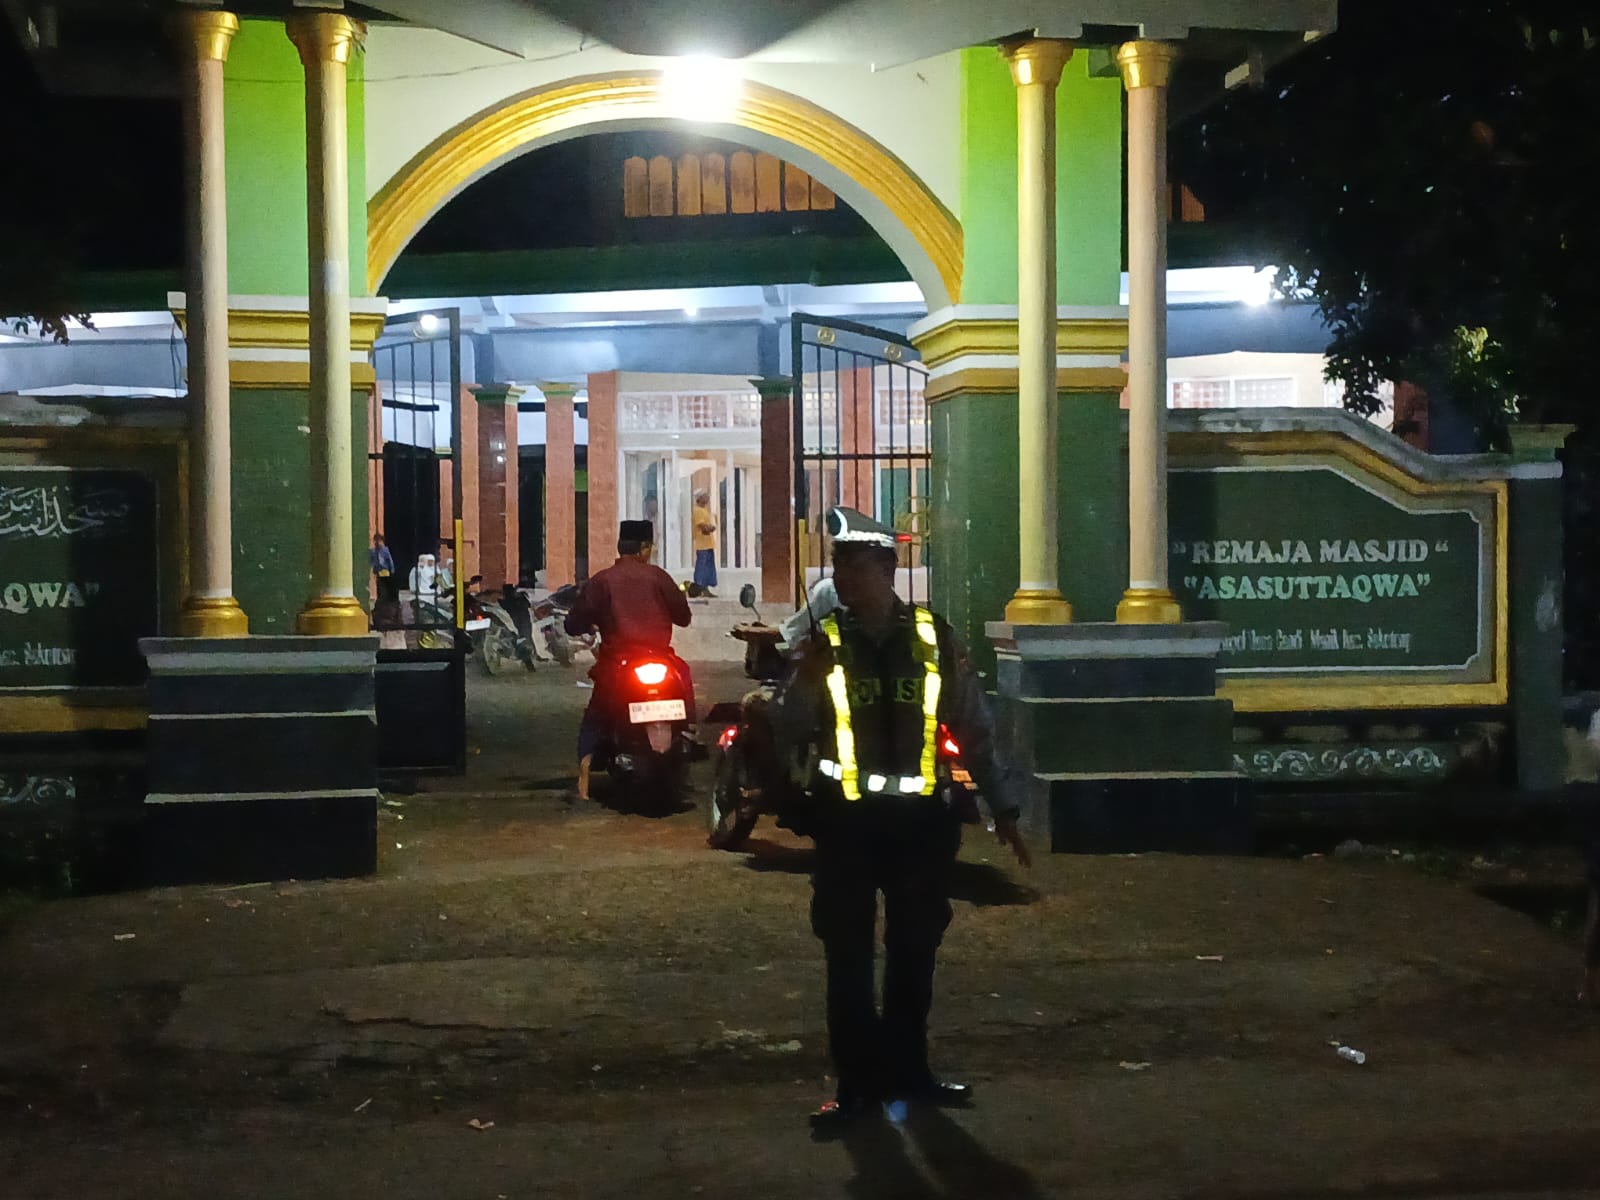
[619,390,762,434]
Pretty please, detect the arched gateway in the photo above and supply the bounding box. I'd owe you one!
[366,73,963,309]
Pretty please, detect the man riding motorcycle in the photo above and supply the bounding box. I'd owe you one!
[563,519,692,801]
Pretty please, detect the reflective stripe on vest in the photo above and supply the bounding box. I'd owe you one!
[820,607,941,801]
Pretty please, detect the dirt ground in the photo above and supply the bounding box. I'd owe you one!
[3,664,1600,1199]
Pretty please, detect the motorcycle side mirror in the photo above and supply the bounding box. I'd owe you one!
[738,583,761,624]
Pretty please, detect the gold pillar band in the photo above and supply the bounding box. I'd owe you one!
[1004,37,1073,88]
[1005,589,1074,625]
[1115,39,1179,90]
[287,11,364,66]
[296,596,371,637]
[176,9,239,63]
[179,595,250,638]
[1114,587,1183,625]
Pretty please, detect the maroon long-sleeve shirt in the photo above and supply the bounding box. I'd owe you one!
[563,555,691,654]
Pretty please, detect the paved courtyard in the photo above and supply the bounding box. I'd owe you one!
[3,666,1598,1198]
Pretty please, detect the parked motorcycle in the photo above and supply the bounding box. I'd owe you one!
[412,592,458,650]
[705,584,983,849]
[589,649,696,811]
[477,595,538,674]
[543,582,591,664]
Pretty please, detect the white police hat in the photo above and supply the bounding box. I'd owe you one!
[826,506,899,549]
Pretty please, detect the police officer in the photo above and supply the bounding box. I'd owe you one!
[771,507,1030,1133]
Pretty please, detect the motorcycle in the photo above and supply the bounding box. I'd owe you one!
[533,584,584,665]
[705,584,983,849]
[412,592,458,650]
[476,594,538,675]
[589,648,696,812]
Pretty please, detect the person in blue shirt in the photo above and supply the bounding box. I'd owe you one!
[370,533,397,604]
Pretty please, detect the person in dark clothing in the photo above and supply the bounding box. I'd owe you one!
[769,507,1030,1134]
[563,519,692,800]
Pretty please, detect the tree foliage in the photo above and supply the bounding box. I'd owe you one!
[1176,0,1600,447]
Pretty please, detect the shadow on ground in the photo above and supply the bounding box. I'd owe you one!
[834,1107,1043,1199]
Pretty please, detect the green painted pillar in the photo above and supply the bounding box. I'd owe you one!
[213,19,379,632]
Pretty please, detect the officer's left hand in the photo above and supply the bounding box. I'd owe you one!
[994,814,1031,870]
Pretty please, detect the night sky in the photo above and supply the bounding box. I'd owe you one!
[0,25,183,280]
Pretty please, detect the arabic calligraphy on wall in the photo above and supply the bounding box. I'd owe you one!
[0,468,159,690]
[0,484,132,541]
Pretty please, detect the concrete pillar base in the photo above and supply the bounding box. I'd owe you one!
[1005,589,1073,625]
[295,595,370,636]
[140,635,378,885]
[1115,587,1182,625]
[179,595,249,638]
[987,619,1246,853]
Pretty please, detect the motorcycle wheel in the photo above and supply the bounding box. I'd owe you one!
[707,748,759,850]
[547,628,576,666]
[481,629,513,675]
[613,750,688,816]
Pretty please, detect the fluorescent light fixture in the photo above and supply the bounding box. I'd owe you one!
[661,55,744,124]
[1122,266,1282,307]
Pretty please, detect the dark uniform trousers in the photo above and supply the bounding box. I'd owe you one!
[810,794,963,1101]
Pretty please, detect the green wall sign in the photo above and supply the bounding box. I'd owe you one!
[0,468,160,690]
[1169,464,1494,679]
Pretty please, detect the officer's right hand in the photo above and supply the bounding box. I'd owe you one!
[994,814,1032,870]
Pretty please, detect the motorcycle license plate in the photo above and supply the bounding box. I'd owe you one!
[465,618,491,631]
[629,699,686,723]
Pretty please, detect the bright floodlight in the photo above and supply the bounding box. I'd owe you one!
[661,55,743,124]
[1242,268,1275,307]
[418,313,442,333]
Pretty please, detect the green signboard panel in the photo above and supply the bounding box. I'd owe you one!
[1169,465,1493,679]
[0,467,160,690]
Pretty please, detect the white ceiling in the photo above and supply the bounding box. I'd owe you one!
[363,0,1337,67]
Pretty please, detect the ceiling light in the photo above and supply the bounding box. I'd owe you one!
[661,55,744,124]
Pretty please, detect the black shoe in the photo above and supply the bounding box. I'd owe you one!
[902,1079,973,1107]
[809,1096,874,1139]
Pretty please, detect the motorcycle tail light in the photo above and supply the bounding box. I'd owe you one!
[633,661,670,686]
[718,725,739,749]
[938,725,961,759]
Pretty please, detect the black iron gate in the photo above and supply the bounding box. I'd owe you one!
[369,309,467,776]
[791,313,930,604]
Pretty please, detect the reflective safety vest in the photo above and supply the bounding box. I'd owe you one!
[816,607,941,800]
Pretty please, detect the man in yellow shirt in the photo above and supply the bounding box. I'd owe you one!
[692,489,718,596]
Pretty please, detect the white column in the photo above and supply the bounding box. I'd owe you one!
[176,9,247,638]
[1002,39,1074,625]
[288,12,368,635]
[1115,40,1183,625]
